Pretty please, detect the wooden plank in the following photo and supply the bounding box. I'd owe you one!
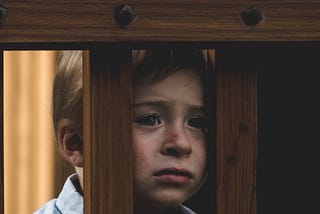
[83,49,133,214]
[215,48,258,214]
[0,0,319,43]
[0,51,3,214]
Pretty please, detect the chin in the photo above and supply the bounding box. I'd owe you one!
[134,190,192,214]
[152,190,190,207]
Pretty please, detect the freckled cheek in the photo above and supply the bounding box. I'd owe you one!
[133,144,147,171]
[132,131,154,176]
[132,127,163,161]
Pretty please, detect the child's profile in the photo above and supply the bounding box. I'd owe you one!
[34,49,212,214]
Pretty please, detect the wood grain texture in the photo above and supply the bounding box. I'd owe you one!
[0,51,3,214]
[83,49,133,214]
[215,48,258,214]
[0,0,319,43]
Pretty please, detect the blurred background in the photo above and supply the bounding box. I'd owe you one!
[4,51,74,214]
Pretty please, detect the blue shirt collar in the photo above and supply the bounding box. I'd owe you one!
[56,173,83,214]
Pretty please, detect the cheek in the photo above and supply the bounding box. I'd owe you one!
[132,131,152,174]
[132,126,163,167]
[133,143,147,171]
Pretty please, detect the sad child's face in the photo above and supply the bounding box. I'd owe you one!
[133,68,207,212]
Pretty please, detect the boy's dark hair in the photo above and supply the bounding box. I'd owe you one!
[133,49,208,84]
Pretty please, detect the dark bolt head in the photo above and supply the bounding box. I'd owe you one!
[0,5,8,25]
[241,6,263,26]
[113,4,136,27]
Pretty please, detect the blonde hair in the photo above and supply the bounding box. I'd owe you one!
[52,50,83,135]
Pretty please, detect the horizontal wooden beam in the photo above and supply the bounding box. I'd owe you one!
[0,0,319,43]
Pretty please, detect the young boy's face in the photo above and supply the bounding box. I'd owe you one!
[133,67,207,211]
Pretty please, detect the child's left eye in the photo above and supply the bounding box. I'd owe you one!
[187,117,207,129]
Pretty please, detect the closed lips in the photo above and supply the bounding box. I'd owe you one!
[153,168,193,178]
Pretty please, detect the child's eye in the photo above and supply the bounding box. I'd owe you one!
[187,117,207,129]
[134,114,161,126]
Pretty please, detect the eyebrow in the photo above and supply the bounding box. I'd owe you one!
[134,100,166,106]
[133,100,204,112]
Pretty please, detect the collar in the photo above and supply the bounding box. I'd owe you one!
[56,173,83,214]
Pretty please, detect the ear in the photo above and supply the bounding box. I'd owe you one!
[57,119,84,167]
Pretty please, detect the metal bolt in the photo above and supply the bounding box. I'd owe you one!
[0,5,8,25]
[113,4,136,27]
[241,6,263,26]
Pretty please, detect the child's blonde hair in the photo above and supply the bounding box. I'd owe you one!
[52,50,83,135]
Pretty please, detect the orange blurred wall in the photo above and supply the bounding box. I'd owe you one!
[4,51,57,214]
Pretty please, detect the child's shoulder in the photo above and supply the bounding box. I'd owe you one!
[33,199,59,214]
[33,173,83,214]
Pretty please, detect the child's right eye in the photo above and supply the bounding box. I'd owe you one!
[134,114,161,126]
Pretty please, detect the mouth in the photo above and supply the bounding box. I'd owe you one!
[154,168,193,178]
[153,168,193,184]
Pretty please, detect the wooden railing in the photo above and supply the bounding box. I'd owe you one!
[1,1,320,214]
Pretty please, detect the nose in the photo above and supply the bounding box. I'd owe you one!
[160,124,192,158]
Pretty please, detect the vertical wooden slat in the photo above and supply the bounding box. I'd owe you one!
[216,48,258,214]
[83,49,133,214]
[0,51,3,214]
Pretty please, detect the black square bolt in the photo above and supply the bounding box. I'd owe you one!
[241,6,263,26]
[113,4,136,27]
[0,5,7,24]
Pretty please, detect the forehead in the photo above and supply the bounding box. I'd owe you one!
[132,49,206,85]
[133,65,202,87]
[133,67,204,105]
